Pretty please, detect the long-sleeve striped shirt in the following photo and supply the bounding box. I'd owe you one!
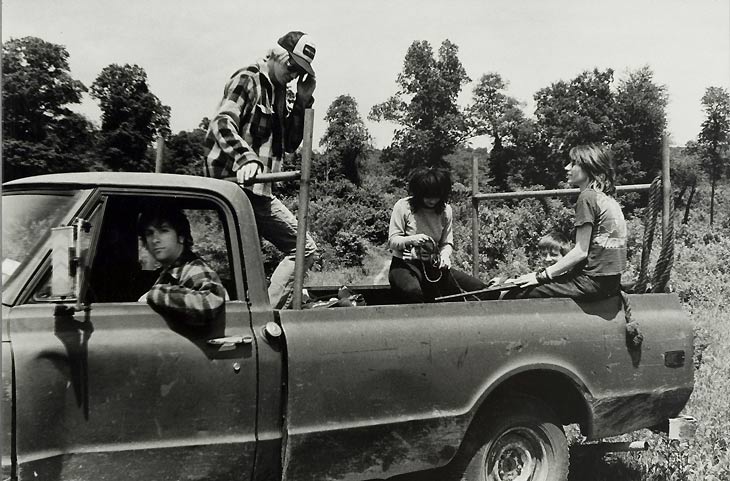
[145,251,226,325]
[204,59,313,197]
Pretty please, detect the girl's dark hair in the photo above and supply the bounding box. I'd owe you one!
[569,144,616,196]
[137,202,194,251]
[407,167,452,213]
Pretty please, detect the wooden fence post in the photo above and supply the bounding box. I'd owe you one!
[471,156,480,277]
[661,134,671,242]
[155,133,165,173]
[292,109,315,310]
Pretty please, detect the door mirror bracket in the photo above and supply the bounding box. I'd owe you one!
[51,218,92,312]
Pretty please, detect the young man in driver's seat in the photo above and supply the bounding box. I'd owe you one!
[137,202,226,325]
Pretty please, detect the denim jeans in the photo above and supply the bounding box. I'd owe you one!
[245,189,317,309]
[502,272,621,301]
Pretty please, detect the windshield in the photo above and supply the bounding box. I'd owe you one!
[2,191,83,284]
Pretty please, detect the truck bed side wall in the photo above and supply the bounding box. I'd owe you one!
[279,294,693,481]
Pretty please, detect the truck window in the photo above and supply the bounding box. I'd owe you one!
[86,195,239,303]
[2,191,84,284]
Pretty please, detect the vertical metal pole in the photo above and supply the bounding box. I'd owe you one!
[471,156,480,277]
[155,133,165,173]
[292,109,315,310]
[661,134,671,241]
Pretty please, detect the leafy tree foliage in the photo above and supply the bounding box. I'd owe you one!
[470,73,538,190]
[505,67,668,190]
[369,40,471,175]
[529,68,616,187]
[470,73,526,150]
[696,86,730,224]
[2,37,86,142]
[2,37,95,180]
[613,66,668,184]
[319,94,372,185]
[672,145,702,224]
[164,127,206,176]
[90,64,170,172]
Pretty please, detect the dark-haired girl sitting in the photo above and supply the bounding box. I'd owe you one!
[388,168,487,303]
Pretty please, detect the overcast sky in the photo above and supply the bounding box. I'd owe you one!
[4,0,729,149]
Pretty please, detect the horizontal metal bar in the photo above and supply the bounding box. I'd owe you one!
[223,171,301,185]
[473,183,652,202]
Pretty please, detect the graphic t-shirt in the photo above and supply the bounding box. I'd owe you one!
[574,188,627,276]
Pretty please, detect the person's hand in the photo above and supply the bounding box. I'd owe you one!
[236,162,261,184]
[487,276,503,287]
[408,234,433,248]
[439,253,452,270]
[297,74,316,101]
[506,272,539,288]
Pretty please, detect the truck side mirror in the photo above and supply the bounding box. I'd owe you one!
[50,219,92,310]
[51,226,76,298]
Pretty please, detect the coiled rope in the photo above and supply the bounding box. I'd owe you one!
[635,176,675,293]
[621,175,675,349]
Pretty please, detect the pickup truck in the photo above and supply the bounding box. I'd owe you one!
[2,172,694,481]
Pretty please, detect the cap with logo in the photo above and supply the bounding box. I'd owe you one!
[277,31,316,76]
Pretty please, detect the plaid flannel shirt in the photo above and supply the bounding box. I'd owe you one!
[204,59,313,197]
[146,251,226,325]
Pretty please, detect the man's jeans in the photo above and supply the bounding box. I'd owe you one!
[245,190,317,309]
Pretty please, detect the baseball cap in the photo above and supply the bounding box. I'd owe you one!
[277,31,316,76]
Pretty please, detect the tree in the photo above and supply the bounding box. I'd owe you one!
[530,68,616,187]
[672,145,702,224]
[90,64,170,172]
[369,40,471,175]
[319,94,371,185]
[613,66,668,184]
[2,36,87,142]
[696,86,730,225]
[164,127,206,176]
[470,72,537,190]
[2,37,95,180]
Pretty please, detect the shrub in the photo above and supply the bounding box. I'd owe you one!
[333,230,368,267]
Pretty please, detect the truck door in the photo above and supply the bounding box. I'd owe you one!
[7,192,258,481]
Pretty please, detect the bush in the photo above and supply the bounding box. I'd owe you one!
[333,230,368,267]
[451,195,575,278]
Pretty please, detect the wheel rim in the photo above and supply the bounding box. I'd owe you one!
[485,427,548,481]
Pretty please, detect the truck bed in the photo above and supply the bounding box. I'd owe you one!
[278,290,694,480]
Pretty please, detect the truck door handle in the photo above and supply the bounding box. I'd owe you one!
[207,335,253,349]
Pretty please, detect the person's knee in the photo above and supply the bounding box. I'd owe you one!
[389,272,424,303]
[280,235,317,262]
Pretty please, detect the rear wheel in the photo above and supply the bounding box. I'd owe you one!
[457,397,569,481]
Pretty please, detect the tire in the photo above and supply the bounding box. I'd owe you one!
[455,396,569,481]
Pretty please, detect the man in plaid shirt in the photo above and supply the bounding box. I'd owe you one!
[138,203,226,325]
[204,30,318,309]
